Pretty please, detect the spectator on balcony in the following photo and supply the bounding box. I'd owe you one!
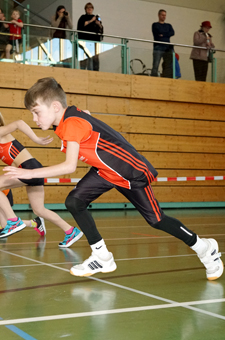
[190,21,215,82]
[5,10,23,59]
[0,8,9,58]
[51,5,73,39]
[77,2,104,71]
[151,9,174,78]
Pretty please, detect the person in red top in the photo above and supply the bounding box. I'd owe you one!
[4,77,224,281]
[5,10,23,59]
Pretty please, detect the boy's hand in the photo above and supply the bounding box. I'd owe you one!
[3,167,33,179]
[35,135,53,145]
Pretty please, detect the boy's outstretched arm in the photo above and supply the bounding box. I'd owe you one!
[0,120,53,145]
[3,142,79,179]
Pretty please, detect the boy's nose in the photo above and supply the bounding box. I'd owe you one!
[32,114,37,122]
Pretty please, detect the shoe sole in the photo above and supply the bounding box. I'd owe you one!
[70,263,117,277]
[0,223,26,239]
[207,260,224,281]
[58,231,84,248]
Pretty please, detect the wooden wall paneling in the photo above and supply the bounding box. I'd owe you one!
[153,186,225,202]
[11,185,225,204]
[0,89,26,108]
[0,63,25,89]
[131,76,219,104]
[88,72,131,97]
[0,64,224,105]
[141,151,225,170]
[2,99,224,124]
[128,99,225,121]
[93,114,225,137]
[67,94,87,109]
[130,134,225,153]
[87,96,130,114]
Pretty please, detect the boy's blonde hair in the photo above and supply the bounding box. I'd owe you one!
[24,77,67,110]
[0,112,5,126]
[12,9,20,16]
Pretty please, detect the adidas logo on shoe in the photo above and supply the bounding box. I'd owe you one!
[70,252,117,277]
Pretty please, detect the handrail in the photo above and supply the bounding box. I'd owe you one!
[0,20,223,53]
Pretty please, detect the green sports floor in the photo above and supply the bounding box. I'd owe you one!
[0,208,224,340]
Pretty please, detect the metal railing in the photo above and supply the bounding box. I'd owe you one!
[0,21,224,83]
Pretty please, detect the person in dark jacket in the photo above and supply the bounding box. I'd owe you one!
[77,2,103,71]
[151,9,174,78]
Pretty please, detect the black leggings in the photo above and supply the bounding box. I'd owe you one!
[65,168,197,246]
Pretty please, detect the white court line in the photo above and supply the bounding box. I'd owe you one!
[0,249,225,324]
[0,298,225,326]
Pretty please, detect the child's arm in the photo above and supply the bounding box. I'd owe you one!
[11,19,23,28]
[0,120,53,145]
[3,141,79,179]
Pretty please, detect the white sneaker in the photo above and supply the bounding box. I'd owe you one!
[70,252,117,277]
[198,238,224,281]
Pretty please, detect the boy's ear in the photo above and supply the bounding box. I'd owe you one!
[52,101,61,112]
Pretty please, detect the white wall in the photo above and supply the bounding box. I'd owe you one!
[72,0,225,49]
[139,0,225,14]
[71,0,225,81]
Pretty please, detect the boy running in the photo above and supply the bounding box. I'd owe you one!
[4,77,224,280]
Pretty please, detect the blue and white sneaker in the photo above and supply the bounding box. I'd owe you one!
[58,227,83,248]
[0,218,26,238]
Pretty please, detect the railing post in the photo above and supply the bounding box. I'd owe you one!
[172,51,176,79]
[121,38,128,74]
[72,32,78,69]
[211,56,217,83]
[22,33,26,64]
[4,0,9,19]
[25,4,30,49]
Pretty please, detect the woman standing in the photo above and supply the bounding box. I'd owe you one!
[51,5,73,39]
[190,21,215,81]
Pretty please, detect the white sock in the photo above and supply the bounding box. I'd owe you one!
[191,236,208,256]
[91,239,111,261]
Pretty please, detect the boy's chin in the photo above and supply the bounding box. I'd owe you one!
[41,125,50,131]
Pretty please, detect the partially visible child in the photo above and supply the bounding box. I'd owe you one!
[4,77,223,281]
[0,189,45,236]
[0,113,83,247]
[5,10,23,59]
[175,52,181,79]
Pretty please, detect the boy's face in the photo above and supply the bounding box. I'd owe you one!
[31,100,61,130]
[12,11,20,20]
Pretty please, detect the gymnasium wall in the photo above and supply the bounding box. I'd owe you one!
[1,63,225,207]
